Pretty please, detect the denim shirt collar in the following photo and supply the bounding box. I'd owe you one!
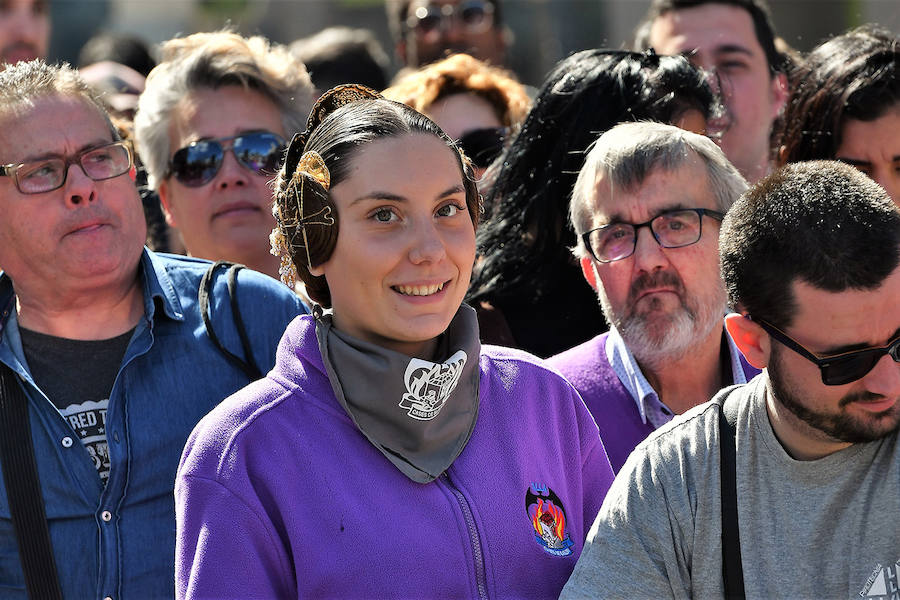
[0,248,185,362]
[605,323,751,427]
[140,249,186,323]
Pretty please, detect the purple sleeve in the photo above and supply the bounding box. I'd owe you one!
[573,394,615,545]
[175,473,294,599]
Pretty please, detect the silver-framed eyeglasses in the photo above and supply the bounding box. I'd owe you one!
[0,141,133,195]
[581,208,724,263]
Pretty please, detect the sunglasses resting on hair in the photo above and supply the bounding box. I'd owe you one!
[753,317,900,386]
[167,131,286,188]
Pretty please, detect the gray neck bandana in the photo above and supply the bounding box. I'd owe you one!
[315,304,481,483]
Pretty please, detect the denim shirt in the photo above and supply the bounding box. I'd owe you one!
[0,250,306,599]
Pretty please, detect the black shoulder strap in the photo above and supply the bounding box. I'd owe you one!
[199,261,263,381]
[0,363,63,600]
[719,392,745,599]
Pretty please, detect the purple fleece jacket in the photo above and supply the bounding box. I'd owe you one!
[547,332,760,473]
[175,315,614,599]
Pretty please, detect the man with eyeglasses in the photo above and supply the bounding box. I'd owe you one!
[548,122,757,473]
[0,60,306,598]
[563,160,900,598]
[135,31,315,281]
[385,0,507,70]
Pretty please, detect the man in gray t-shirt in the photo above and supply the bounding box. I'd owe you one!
[563,161,900,599]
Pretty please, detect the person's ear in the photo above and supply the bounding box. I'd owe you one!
[777,144,788,165]
[770,71,789,119]
[157,181,178,228]
[725,313,770,369]
[308,262,326,277]
[580,256,598,291]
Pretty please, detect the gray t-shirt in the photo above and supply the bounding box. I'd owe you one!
[562,375,900,599]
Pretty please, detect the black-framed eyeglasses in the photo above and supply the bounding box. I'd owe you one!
[754,317,900,386]
[457,126,506,169]
[167,131,286,188]
[0,141,133,195]
[581,208,724,263]
[405,0,495,36]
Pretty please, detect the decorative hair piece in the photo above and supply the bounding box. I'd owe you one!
[283,83,383,173]
[270,150,335,286]
[270,84,383,288]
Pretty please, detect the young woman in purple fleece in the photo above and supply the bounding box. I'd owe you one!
[174,85,614,599]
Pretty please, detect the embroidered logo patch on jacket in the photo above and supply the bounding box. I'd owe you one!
[525,483,574,557]
[399,350,467,420]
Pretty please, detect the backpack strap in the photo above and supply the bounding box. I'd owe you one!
[719,392,746,599]
[199,261,262,381]
[0,362,63,600]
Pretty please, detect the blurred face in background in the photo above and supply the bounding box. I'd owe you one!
[401,0,505,67]
[835,104,900,205]
[0,0,49,65]
[648,3,787,183]
[426,92,504,177]
[157,85,286,276]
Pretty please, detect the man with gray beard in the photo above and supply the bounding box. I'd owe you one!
[547,121,759,472]
[563,160,900,599]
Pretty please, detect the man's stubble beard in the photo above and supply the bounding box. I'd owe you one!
[767,345,900,444]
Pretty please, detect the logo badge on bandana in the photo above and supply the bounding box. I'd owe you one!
[399,350,467,420]
[526,483,574,557]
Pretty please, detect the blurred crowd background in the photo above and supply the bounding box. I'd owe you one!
[49,0,899,87]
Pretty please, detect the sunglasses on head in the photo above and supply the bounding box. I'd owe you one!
[167,131,286,188]
[754,317,900,386]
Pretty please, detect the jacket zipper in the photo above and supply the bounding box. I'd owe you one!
[442,471,489,600]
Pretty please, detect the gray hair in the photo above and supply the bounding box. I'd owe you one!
[0,60,118,139]
[134,31,315,190]
[570,121,748,259]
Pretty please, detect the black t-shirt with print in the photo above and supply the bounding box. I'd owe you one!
[20,327,134,484]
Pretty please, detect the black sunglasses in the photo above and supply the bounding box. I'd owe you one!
[167,131,286,188]
[754,317,900,386]
[457,127,506,169]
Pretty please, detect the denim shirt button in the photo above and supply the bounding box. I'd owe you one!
[101,510,113,522]
[61,436,73,448]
